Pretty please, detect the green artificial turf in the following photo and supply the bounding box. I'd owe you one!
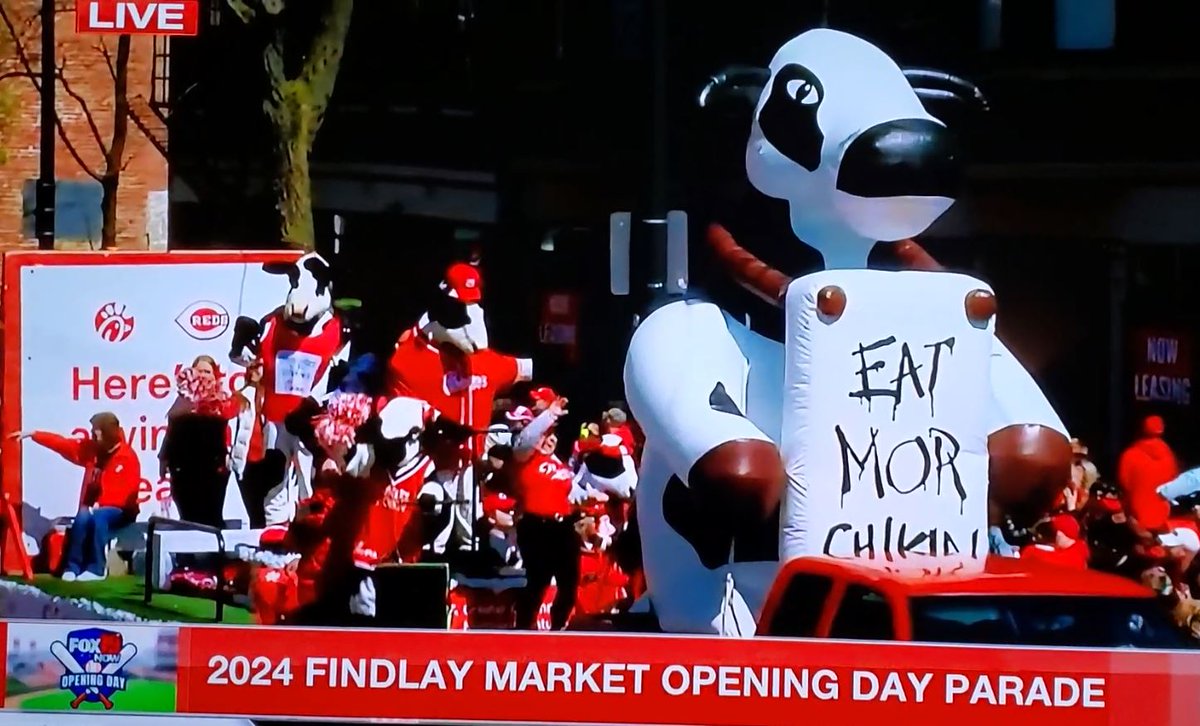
[11,678,177,712]
[6,575,253,625]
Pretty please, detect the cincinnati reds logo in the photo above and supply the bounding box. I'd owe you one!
[93,303,135,343]
[175,301,230,340]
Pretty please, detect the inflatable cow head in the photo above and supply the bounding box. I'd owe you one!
[420,262,489,354]
[263,253,335,329]
[702,29,987,269]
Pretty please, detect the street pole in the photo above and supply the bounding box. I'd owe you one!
[645,0,668,298]
[36,0,55,250]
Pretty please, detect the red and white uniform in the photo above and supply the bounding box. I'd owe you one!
[355,455,436,566]
[257,311,346,525]
[387,327,530,455]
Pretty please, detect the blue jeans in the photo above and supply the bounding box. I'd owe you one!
[66,507,127,576]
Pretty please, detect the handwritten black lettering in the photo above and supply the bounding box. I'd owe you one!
[824,520,984,560]
[836,425,883,506]
[929,427,967,512]
[849,337,898,412]
[923,338,955,415]
[889,343,925,419]
[886,437,931,495]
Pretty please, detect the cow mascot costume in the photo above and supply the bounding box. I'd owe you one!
[387,261,533,459]
[230,253,353,527]
[250,385,440,625]
[623,29,1072,636]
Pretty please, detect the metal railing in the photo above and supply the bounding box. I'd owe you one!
[144,516,229,623]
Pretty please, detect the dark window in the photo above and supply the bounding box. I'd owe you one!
[911,596,1197,649]
[762,574,832,638]
[829,586,894,641]
[21,179,103,242]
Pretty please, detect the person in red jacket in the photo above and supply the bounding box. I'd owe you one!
[12,412,141,581]
[1020,514,1089,570]
[1117,415,1180,533]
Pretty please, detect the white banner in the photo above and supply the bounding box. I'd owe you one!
[15,255,297,540]
[779,269,993,564]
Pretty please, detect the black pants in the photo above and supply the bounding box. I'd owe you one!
[515,515,580,631]
[169,465,229,529]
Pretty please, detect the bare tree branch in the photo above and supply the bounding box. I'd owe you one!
[226,0,259,24]
[56,58,107,151]
[0,2,102,180]
[96,39,117,82]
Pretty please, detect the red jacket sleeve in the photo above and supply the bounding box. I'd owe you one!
[31,431,92,467]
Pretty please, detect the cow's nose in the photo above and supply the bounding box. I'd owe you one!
[836,118,962,199]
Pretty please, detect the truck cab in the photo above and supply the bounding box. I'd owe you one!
[756,555,1194,649]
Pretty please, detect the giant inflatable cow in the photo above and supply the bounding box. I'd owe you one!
[624,29,1072,636]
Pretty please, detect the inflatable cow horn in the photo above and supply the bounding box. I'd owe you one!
[699,65,771,110]
[902,68,990,113]
[706,223,792,306]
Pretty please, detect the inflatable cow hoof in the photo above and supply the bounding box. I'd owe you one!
[987,423,1073,526]
[690,439,785,523]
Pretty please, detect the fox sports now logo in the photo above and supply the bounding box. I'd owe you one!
[176,301,230,340]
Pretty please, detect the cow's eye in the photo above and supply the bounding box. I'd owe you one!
[787,79,819,105]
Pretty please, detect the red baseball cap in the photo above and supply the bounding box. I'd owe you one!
[444,262,482,304]
[1050,514,1080,540]
[530,386,557,405]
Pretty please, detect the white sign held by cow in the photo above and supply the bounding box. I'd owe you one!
[779,269,994,564]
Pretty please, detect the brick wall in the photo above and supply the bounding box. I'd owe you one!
[0,2,167,253]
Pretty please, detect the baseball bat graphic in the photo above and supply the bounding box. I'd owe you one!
[73,644,137,710]
[49,642,111,710]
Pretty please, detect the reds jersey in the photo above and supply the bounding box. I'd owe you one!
[514,452,575,518]
[387,328,526,453]
[356,455,435,565]
[259,313,345,423]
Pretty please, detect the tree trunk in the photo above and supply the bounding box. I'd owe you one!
[276,109,315,248]
[100,34,131,249]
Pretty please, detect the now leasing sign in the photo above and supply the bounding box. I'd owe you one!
[75,0,200,36]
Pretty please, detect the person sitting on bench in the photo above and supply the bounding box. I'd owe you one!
[12,412,140,581]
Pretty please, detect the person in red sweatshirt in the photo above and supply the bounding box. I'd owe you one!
[12,412,141,581]
[1117,415,1180,533]
[1020,514,1089,570]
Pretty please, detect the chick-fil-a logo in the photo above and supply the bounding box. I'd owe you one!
[93,302,135,343]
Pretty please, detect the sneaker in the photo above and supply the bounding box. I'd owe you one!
[76,571,106,582]
[60,571,78,582]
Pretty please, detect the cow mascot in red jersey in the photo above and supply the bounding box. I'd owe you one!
[387,262,533,459]
[229,253,354,527]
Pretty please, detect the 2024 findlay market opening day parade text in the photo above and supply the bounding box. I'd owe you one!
[203,655,1107,708]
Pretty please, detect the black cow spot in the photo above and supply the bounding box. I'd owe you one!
[662,475,781,570]
[583,452,626,479]
[663,475,732,569]
[757,63,825,172]
[708,382,744,417]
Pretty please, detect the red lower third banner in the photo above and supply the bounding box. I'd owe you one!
[176,627,1200,725]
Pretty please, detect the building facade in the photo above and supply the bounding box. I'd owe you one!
[0,1,168,252]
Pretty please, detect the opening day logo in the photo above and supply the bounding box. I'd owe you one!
[50,628,137,710]
[176,300,231,340]
[94,302,136,343]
